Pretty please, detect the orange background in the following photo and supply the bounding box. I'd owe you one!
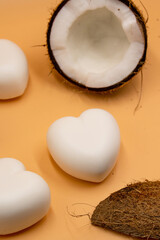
[0,0,160,239]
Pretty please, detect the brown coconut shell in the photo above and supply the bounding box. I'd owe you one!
[91,181,160,239]
[47,0,148,92]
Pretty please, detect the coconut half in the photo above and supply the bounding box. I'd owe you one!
[47,0,147,91]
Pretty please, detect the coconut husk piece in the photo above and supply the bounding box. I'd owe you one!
[91,180,160,239]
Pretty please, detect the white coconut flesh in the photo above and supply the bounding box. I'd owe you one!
[49,0,145,89]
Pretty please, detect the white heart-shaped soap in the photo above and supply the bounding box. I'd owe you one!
[0,158,51,235]
[0,39,28,100]
[47,109,120,182]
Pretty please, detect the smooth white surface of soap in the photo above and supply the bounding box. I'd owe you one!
[0,158,51,235]
[0,39,29,99]
[47,109,120,182]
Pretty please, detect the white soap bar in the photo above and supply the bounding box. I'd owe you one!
[47,109,120,182]
[0,158,51,235]
[0,39,29,99]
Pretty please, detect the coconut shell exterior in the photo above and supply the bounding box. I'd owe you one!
[91,181,160,239]
[47,0,148,92]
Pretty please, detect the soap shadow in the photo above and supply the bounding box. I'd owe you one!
[48,151,98,188]
[43,147,122,190]
[37,139,123,196]
[37,148,104,217]
[0,208,53,239]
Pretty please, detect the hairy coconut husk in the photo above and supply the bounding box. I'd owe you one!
[91,181,160,239]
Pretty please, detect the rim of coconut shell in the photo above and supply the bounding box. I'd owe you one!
[46,0,148,92]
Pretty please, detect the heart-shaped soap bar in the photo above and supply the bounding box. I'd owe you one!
[47,109,120,182]
[0,39,28,100]
[0,158,51,235]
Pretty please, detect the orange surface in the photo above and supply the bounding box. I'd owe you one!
[0,0,160,239]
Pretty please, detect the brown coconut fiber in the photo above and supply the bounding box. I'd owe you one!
[91,181,160,239]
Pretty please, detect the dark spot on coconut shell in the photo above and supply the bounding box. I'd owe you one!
[47,0,148,92]
[91,180,160,239]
